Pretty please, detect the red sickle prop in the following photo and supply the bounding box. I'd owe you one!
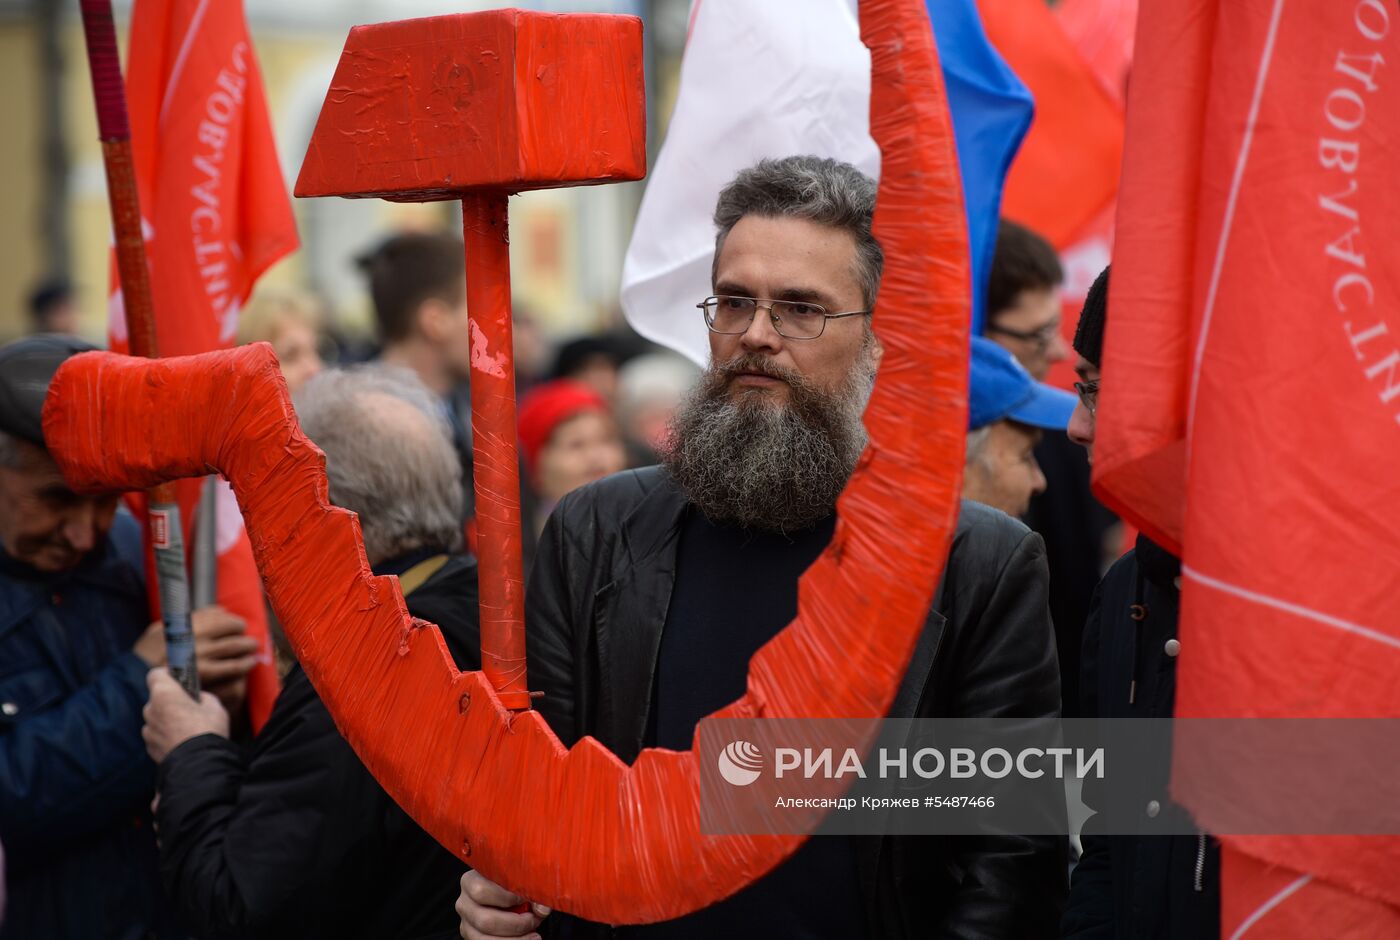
[42,0,969,923]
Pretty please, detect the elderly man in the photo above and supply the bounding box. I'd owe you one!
[143,366,482,939]
[1060,268,1221,940]
[963,336,1077,519]
[458,156,1065,939]
[0,335,255,939]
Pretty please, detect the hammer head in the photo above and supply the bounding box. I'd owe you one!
[296,9,646,201]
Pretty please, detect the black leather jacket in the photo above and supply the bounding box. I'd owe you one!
[527,467,1067,939]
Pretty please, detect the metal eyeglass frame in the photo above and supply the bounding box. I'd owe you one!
[698,295,870,340]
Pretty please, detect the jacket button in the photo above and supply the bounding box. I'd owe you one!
[1,702,17,716]
[1164,638,1181,657]
[1146,799,1161,818]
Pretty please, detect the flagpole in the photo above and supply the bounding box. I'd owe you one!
[79,0,200,698]
[192,476,219,609]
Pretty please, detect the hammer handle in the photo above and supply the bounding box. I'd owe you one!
[462,192,531,711]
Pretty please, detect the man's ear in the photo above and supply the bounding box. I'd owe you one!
[416,298,451,343]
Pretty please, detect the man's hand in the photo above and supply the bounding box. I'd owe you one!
[142,668,230,764]
[134,607,259,714]
[457,871,550,940]
[192,606,259,714]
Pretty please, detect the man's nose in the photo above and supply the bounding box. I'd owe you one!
[63,503,99,553]
[1047,331,1070,365]
[739,306,784,354]
[1066,403,1095,449]
[1031,461,1048,496]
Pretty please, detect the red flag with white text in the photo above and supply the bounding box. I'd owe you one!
[109,0,298,730]
[1101,0,1400,934]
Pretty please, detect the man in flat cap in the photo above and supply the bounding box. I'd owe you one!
[0,335,256,939]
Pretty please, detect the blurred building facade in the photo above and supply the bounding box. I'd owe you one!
[0,0,689,343]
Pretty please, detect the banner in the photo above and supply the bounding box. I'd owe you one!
[1100,0,1400,933]
[109,0,298,729]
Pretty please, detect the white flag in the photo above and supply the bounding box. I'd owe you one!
[620,0,876,366]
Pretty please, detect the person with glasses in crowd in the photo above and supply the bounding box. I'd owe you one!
[1060,267,1221,940]
[455,155,1066,940]
[984,221,1071,383]
[985,220,1119,719]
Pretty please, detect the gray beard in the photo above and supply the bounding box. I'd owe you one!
[661,350,875,534]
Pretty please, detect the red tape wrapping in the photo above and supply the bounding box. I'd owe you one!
[40,0,968,922]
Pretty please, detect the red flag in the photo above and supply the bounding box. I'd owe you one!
[1102,0,1400,933]
[1048,0,1135,394]
[1053,0,1136,110]
[984,0,1123,251]
[981,0,1131,390]
[109,0,298,729]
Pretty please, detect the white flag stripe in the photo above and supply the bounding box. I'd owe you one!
[1227,873,1312,940]
[620,0,877,366]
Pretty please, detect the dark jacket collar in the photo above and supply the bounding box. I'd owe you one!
[614,468,689,572]
[371,546,445,579]
[1135,533,1181,590]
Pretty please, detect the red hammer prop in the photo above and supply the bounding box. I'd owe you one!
[296,9,646,710]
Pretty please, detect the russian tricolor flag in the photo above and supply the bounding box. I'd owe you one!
[620,0,1033,362]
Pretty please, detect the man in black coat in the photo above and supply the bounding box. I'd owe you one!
[1059,267,1221,940]
[457,156,1066,940]
[141,366,481,940]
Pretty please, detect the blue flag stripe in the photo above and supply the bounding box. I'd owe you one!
[925,0,1035,335]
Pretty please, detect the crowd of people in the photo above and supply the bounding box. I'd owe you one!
[0,155,1204,939]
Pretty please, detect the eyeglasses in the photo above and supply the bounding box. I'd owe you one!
[986,321,1062,354]
[698,295,870,341]
[1073,380,1100,416]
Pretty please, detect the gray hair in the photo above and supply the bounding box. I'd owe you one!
[712,156,884,309]
[965,426,993,468]
[293,366,462,565]
[617,352,700,420]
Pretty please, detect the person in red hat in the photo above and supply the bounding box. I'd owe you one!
[517,380,627,535]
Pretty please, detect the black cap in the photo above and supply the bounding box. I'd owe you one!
[0,335,99,446]
[1073,265,1110,367]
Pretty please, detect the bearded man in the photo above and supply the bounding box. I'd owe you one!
[457,156,1065,940]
